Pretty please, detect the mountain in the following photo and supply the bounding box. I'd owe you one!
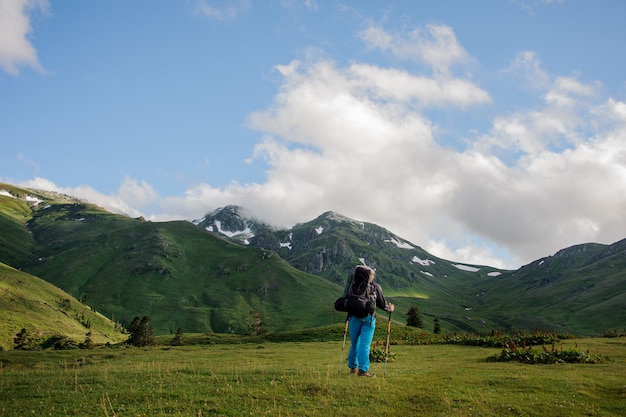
[197,207,511,333]
[1,182,625,337]
[198,205,626,335]
[473,241,626,334]
[0,184,342,337]
[197,206,505,281]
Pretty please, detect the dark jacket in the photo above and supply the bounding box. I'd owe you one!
[372,281,393,315]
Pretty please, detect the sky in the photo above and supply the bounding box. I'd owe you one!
[2,0,626,270]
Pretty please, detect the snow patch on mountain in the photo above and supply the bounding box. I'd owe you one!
[206,220,254,243]
[453,264,481,272]
[411,256,436,266]
[279,233,293,250]
[315,226,323,235]
[0,190,43,205]
[25,195,43,205]
[487,271,501,277]
[192,217,206,225]
[385,237,413,249]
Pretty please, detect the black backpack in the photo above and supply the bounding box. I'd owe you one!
[334,265,377,317]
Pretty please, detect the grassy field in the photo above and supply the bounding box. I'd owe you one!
[0,337,624,416]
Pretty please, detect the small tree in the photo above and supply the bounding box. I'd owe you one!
[433,317,441,334]
[127,316,154,347]
[406,305,424,328]
[250,310,264,336]
[172,327,184,346]
[13,328,30,350]
[81,332,94,349]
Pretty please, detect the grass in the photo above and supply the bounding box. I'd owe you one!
[0,263,127,351]
[0,337,624,416]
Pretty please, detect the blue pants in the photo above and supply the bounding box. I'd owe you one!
[347,314,376,372]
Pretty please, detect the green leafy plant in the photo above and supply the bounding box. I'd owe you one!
[488,341,608,364]
[369,346,395,363]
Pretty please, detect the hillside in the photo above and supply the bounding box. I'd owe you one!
[474,241,626,334]
[1,182,625,337]
[0,262,126,350]
[0,184,343,336]
[198,207,509,332]
[198,205,626,335]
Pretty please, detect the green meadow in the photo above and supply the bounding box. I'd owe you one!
[1,336,624,416]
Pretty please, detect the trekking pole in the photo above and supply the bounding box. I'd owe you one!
[384,311,392,376]
[338,316,349,371]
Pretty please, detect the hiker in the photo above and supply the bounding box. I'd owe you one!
[346,265,394,377]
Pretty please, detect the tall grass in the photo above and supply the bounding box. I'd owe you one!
[1,337,624,416]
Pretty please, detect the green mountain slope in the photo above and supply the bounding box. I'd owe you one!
[0,262,126,350]
[474,242,626,334]
[0,184,37,268]
[199,206,626,335]
[0,183,342,336]
[2,183,625,337]
[199,208,507,332]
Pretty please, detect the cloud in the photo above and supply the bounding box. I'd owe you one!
[189,0,251,21]
[507,51,550,89]
[240,24,626,268]
[279,0,318,10]
[19,177,148,219]
[0,0,48,75]
[358,23,471,75]
[13,20,626,271]
[17,153,40,176]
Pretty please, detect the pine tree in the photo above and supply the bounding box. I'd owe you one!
[172,327,184,346]
[127,316,154,347]
[406,305,424,328]
[433,317,441,334]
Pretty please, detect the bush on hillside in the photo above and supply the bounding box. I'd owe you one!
[13,328,31,350]
[41,335,78,350]
[488,341,608,364]
[127,316,155,347]
[406,305,424,328]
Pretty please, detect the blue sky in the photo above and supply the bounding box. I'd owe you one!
[2,0,626,269]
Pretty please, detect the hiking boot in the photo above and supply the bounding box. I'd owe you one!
[349,368,358,375]
[358,370,376,378]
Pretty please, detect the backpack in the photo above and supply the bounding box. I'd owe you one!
[334,265,377,317]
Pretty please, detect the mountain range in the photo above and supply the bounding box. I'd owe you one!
[1,182,624,346]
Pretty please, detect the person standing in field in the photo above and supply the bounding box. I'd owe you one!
[346,265,394,377]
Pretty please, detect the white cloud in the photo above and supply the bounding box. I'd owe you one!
[449,81,626,265]
[18,177,147,219]
[11,20,626,271]
[507,51,550,89]
[280,0,318,10]
[189,0,251,21]
[303,0,318,11]
[0,0,48,75]
[241,25,626,268]
[358,23,470,75]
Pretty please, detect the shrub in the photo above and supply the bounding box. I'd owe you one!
[13,328,31,350]
[406,305,424,328]
[370,340,395,363]
[370,347,395,363]
[172,328,184,346]
[127,316,155,347]
[41,335,78,350]
[488,342,608,364]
